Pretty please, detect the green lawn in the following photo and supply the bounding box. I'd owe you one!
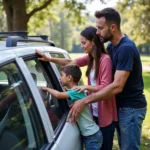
[70,53,150,149]
[141,55,150,66]
[141,71,150,150]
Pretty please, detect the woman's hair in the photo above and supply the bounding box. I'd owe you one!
[80,26,106,79]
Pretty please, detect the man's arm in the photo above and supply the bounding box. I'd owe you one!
[85,70,130,103]
[67,70,130,123]
[42,87,69,99]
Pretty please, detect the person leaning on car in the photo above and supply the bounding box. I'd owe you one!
[67,7,147,150]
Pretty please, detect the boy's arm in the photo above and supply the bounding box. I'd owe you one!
[42,87,69,99]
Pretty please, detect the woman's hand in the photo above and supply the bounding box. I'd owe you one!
[72,85,88,93]
[73,85,98,93]
[35,49,50,62]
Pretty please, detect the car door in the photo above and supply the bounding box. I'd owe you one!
[0,60,55,150]
[22,53,82,150]
[48,52,83,150]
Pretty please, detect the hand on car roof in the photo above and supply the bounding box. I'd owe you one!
[35,49,50,62]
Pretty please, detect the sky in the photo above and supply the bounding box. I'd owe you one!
[84,0,118,15]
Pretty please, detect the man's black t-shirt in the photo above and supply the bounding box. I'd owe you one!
[107,36,147,108]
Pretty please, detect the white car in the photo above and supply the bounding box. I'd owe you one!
[0,31,82,150]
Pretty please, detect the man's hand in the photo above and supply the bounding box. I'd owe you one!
[35,49,50,62]
[67,99,86,124]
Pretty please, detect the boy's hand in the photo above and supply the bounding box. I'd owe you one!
[35,49,50,62]
[41,87,48,92]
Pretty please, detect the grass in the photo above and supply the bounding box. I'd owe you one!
[141,55,150,66]
[141,71,150,150]
[70,53,150,150]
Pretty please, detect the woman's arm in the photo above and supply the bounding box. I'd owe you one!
[73,85,98,93]
[35,49,76,66]
[73,56,113,93]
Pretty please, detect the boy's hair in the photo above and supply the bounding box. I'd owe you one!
[95,7,121,30]
[61,65,82,83]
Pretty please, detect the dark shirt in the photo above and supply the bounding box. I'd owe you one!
[107,36,147,108]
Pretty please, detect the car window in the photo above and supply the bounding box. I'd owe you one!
[50,53,65,71]
[24,59,67,131]
[50,53,84,85]
[0,63,46,150]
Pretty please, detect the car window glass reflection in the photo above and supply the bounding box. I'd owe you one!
[25,59,65,131]
[50,53,65,71]
[50,53,84,85]
[0,63,46,149]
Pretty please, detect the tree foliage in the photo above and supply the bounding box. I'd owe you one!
[0,0,107,31]
[35,6,97,52]
[117,0,150,45]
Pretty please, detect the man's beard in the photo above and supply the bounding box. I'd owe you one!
[100,33,113,43]
[100,29,113,43]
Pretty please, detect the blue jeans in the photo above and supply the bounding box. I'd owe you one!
[116,107,147,150]
[83,130,103,150]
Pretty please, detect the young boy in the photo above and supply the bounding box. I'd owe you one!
[42,65,102,150]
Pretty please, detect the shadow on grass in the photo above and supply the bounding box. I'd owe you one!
[140,135,150,150]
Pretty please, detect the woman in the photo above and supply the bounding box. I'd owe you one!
[36,26,117,150]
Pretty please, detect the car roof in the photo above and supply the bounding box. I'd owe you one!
[0,33,69,64]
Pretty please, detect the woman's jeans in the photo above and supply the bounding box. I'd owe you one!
[83,130,103,150]
[116,107,147,150]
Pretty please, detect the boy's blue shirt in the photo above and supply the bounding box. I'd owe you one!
[67,89,86,104]
[66,89,99,136]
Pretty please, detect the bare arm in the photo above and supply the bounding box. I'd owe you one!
[67,70,130,123]
[35,49,76,66]
[42,87,69,99]
[73,85,98,93]
[86,85,99,92]
[85,70,130,103]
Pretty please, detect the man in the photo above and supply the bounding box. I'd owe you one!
[67,8,147,150]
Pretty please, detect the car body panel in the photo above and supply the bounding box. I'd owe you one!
[0,41,82,150]
[55,122,82,150]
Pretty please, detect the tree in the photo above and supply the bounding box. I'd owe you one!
[35,8,98,52]
[117,0,150,45]
[1,0,107,31]
[0,8,6,31]
[49,10,74,51]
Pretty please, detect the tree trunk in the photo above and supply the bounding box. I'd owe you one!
[60,13,64,49]
[3,0,27,31]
